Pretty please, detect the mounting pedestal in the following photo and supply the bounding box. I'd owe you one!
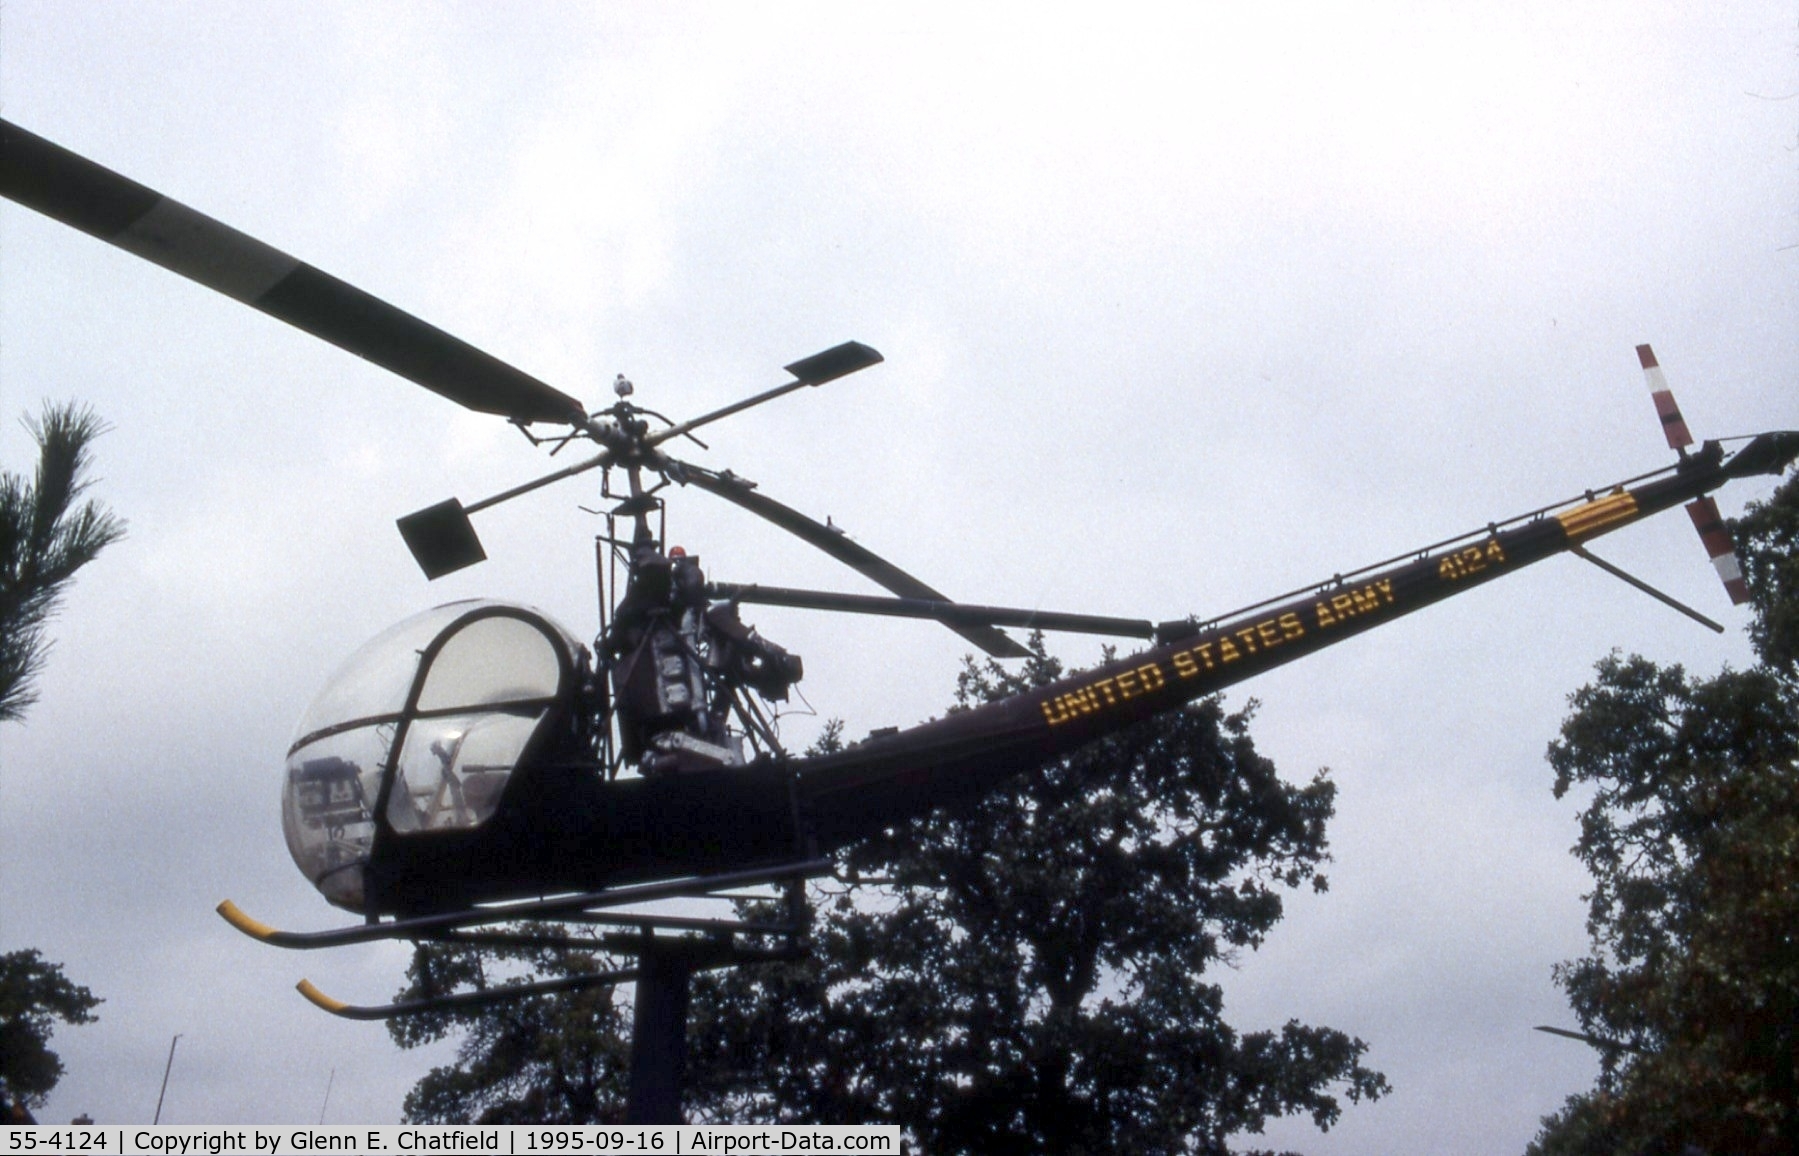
[619,868,818,1123]
[626,947,697,1124]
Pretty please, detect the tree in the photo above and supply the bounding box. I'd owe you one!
[0,401,126,722]
[1527,475,1799,1155]
[0,949,101,1118]
[393,640,1388,1151]
[0,402,118,1120]
[388,943,633,1123]
[684,645,1386,1153]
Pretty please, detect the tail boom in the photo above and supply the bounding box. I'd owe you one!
[795,433,1798,842]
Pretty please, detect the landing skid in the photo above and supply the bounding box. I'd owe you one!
[217,858,832,949]
[297,969,633,1021]
[296,938,803,1021]
[236,859,827,1123]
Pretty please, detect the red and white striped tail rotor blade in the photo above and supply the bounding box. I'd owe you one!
[1686,496,1751,605]
[1637,344,1694,451]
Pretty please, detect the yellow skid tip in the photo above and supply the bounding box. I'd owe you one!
[296,979,350,1015]
[216,900,278,942]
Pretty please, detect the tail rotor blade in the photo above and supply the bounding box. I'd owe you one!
[1686,496,1751,604]
[1636,346,1751,607]
[1637,344,1694,451]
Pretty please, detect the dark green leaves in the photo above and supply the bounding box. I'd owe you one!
[1530,475,1799,1155]
[389,936,633,1124]
[685,638,1384,1152]
[0,949,101,1114]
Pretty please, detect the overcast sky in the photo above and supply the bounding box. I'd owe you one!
[2,3,1796,1149]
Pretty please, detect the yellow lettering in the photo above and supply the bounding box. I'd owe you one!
[1376,578,1395,603]
[1279,612,1305,640]
[1193,642,1217,669]
[1331,593,1356,618]
[1218,637,1241,663]
[1257,619,1282,648]
[1041,661,1171,728]
[1235,626,1260,654]
[1315,601,1336,627]
[1173,650,1199,678]
[1350,586,1382,615]
[1440,543,1507,583]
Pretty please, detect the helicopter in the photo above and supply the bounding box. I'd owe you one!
[4,117,1796,1024]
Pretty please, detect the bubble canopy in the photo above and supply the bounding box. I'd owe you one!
[282,600,584,911]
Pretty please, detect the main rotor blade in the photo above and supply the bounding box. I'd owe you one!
[0,119,585,425]
[709,582,1158,639]
[671,461,1032,658]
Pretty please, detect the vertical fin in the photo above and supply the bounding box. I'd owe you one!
[1637,344,1694,450]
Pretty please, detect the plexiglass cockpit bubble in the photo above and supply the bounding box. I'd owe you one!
[282,600,582,911]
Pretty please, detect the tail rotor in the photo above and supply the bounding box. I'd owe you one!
[1635,344,1751,607]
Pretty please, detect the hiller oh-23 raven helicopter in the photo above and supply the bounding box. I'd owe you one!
[4,117,1796,1109]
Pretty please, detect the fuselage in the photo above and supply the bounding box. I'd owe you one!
[334,434,1796,917]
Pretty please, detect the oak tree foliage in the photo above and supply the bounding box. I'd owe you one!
[0,949,101,1117]
[687,644,1386,1153]
[389,943,633,1124]
[1528,474,1799,1155]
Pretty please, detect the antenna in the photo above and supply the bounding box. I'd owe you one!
[153,1033,182,1124]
